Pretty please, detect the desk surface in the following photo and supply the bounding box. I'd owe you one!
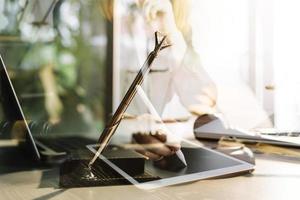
[0,140,300,200]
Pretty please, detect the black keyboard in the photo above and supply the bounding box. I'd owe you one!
[36,136,97,153]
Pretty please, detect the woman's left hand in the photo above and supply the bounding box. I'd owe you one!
[141,0,177,33]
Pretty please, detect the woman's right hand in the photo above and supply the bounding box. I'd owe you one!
[132,131,181,161]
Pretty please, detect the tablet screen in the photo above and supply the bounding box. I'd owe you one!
[87,141,254,190]
[144,146,242,178]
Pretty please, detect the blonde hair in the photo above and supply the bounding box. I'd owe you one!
[171,0,192,41]
[98,0,114,21]
[98,0,192,40]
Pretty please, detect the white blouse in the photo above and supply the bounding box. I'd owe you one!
[119,21,217,119]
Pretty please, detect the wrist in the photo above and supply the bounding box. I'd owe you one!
[166,28,187,65]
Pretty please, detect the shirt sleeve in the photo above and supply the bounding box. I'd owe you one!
[172,47,217,115]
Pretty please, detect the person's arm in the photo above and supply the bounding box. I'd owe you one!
[140,0,217,116]
[172,48,217,116]
[142,0,217,116]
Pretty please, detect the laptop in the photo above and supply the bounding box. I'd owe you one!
[194,114,300,147]
[0,55,97,163]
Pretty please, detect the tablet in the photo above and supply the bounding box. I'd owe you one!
[87,140,254,190]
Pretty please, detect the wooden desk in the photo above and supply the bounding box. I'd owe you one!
[0,141,300,200]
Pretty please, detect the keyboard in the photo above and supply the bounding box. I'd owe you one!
[36,136,97,153]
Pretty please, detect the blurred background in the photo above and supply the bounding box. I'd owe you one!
[0,0,113,138]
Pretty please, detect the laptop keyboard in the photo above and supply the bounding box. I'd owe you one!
[36,136,97,153]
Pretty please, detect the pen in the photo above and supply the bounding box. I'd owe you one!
[175,149,187,166]
[88,32,172,169]
[135,85,187,167]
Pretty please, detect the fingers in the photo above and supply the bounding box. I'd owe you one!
[196,94,216,108]
[134,131,180,150]
[143,1,159,21]
[151,132,167,143]
[151,131,181,152]
[188,85,218,116]
[131,137,163,160]
[188,104,216,116]
[142,0,172,21]
[133,143,162,160]
[133,133,174,157]
[165,143,180,152]
[202,86,217,107]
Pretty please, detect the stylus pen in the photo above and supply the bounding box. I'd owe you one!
[135,85,187,167]
[175,149,187,166]
[88,32,173,168]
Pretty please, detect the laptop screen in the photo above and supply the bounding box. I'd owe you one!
[0,56,40,159]
[0,56,25,137]
[4,54,105,139]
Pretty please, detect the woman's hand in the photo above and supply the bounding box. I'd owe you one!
[188,87,217,116]
[139,0,178,33]
[141,0,173,20]
[132,131,180,161]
